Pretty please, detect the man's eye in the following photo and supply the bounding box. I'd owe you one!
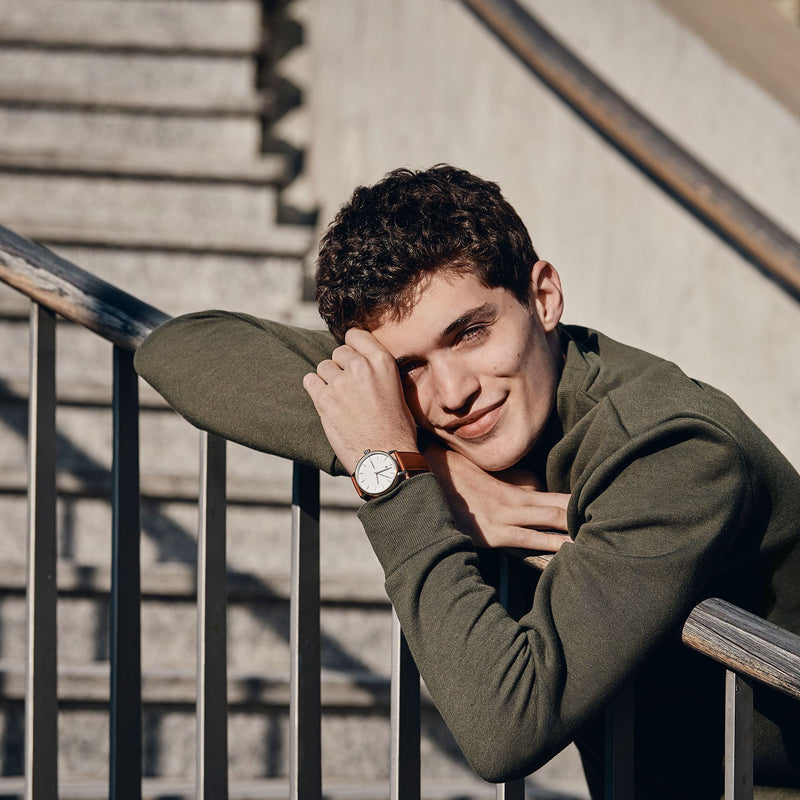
[399,361,423,378]
[460,325,488,344]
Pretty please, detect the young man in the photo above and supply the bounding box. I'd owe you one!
[135,165,800,798]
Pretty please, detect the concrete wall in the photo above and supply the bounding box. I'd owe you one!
[305,0,800,470]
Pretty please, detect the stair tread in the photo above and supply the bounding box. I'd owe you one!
[0,466,358,508]
[0,48,265,112]
[0,775,508,800]
[0,107,263,161]
[0,561,384,602]
[0,148,291,184]
[0,0,264,55]
[5,219,313,257]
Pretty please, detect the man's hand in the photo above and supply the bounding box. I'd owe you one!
[302,329,419,474]
[425,444,571,552]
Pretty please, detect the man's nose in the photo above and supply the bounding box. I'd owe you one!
[434,358,480,414]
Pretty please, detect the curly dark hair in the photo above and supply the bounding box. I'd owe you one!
[315,165,539,342]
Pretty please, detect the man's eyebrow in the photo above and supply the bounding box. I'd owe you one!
[440,302,497,341]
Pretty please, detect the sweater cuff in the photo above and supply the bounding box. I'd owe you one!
[357,472,469,576]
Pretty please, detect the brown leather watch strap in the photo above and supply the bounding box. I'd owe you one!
[392,451,429,474]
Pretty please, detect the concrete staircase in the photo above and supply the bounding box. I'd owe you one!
[0,1,588,796]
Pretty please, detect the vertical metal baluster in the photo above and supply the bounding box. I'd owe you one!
[496,553,524,800]
[724,670,753,800]
[390,610,420,800]
[290,463,321,800]
[25,303,58,800]
[197,432,228,798]
[604,681,635,800]
[109,346,142,800]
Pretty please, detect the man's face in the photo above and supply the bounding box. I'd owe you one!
[369,265,563,472]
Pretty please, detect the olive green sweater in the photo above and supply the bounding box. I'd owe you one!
[135,312,800,798]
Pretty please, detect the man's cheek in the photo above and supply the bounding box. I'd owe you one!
[400,382,425,421]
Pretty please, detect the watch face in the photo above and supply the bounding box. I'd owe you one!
[354,451,399,496]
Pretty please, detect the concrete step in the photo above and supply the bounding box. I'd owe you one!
[0,561,387,607]
[0,590,390,674]
[0,661,393,712]
[0,669,589,797]
[0,394,351,501]
[0,173,313,256]
[0,487,368,574]
[0,777,504,800]
[0,759,589,800]
[0,696,589,798]
[0,245,306,322]
[0,107,263,163]
[0,703,476,790]
[0,781,487,800]
[6,219,312,259]
[0,0,264,55]
[0,148,291,185]
[0,47,264,115]
[49,245,305,319]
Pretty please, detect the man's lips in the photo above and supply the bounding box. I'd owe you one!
[443,400,504,440]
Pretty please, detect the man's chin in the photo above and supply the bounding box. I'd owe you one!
[453,443,525,473]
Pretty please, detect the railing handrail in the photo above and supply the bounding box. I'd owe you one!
[460,0,800,302]
[0,223,169,351]
[683,597,800,700]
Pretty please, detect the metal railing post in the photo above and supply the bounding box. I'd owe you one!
[496,553,525,800]
[25,302,58,800]
[109,345,142,799]
[604,681,635,800]
[724,671,753,800]
[290,463,321,800]
[197,432,229,799]
[390,610,421,800]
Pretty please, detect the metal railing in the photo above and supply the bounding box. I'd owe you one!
[2,223,800,800]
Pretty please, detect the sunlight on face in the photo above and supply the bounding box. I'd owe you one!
[369,267,563,471]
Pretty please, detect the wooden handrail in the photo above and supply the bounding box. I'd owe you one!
[460,0,800,301]
[0,223,169,351]
[683,598,800,699]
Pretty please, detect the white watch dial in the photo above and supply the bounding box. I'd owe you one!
[355,451,399,495]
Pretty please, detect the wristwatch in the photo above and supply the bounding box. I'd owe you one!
[351,449,429,499]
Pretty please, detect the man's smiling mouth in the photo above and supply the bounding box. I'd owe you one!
[443,399,505,440]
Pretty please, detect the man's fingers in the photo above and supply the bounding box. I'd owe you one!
[343,327,387,354]
[505,529,571,553]
[525,490,570,510]
[519,502,568,532]
[302,371,324,395]
[313,358,344,384]
[547,492,571,510]
[330,343,361,369]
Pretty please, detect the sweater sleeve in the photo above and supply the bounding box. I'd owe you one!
[357,416,752,782]
[134,310,344,475]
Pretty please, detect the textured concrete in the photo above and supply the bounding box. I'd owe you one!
[0,0,263,53]
[0,49,260,111]
[0,107,263,161]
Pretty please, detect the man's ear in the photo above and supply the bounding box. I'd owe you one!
[529,260,564,333]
